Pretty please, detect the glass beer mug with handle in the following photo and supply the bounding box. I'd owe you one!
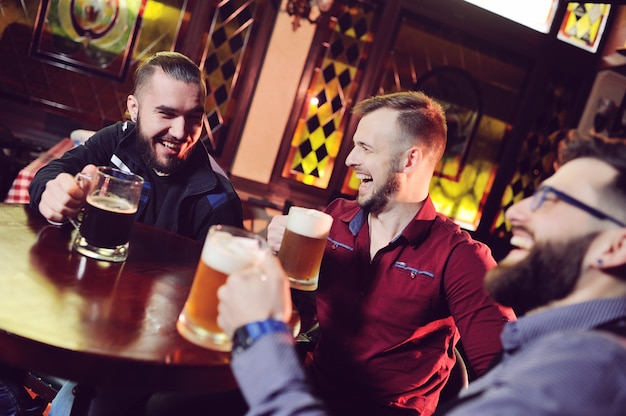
[278,206,333,291]
[70,166,144,263]
[177,225,271,351]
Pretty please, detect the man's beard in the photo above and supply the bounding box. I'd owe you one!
[485,232,599,316]
[358,166,400,214]
[135,116,188,175]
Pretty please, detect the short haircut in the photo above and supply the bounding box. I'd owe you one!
[133,51,207,98]
[562,135,626,207]
[352,91,447,163]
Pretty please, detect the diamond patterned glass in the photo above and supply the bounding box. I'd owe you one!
[201,0,260,154]
[281,1,380,189]
[557,2,611,53]
[366,14,528,230]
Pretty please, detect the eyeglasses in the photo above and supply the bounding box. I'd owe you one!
[531,185,626,227]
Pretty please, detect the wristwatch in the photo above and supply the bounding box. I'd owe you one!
[231,319,290,357]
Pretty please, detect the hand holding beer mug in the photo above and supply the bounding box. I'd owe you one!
[277,207,333,291]
[70,166,144,262]
[177,225,271,351]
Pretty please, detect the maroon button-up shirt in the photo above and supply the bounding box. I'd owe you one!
[308,197,515,415]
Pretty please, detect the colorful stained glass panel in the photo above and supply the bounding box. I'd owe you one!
[557,3,611,53]
[282,2,379,189]
[201,0,259,154]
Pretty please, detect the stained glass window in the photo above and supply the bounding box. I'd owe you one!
[281,1,380,189]
[491,70,582,238]
[557,3,611,53]
[373,15,527,231]
[202,0,262,154]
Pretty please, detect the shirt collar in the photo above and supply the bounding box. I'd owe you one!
[501,297,626,353]
[342,197,438,244]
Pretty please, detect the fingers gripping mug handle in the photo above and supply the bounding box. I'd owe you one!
[69,172,93,230]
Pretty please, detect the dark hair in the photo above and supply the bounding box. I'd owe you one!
[352,91,447,163]
[549,128,576,169]
[561,135,626,202]
[133,51,207,97]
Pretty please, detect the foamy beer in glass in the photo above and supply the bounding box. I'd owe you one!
[71,166,144,263]
[278,207,333,291]
[177,225,269,351]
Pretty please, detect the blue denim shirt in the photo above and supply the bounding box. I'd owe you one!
[447,297,626,415]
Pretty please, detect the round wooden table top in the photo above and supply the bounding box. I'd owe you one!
[0,203,236,392]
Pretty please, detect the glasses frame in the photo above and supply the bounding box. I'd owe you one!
[531,185,626,227]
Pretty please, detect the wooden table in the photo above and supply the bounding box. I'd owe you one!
[0,204,236,407]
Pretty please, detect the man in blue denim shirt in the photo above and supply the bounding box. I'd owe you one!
[217,136,626,415]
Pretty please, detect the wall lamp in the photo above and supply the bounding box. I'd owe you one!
[286,0,334,31]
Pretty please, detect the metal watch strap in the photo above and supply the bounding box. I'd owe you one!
[231,319,290,357]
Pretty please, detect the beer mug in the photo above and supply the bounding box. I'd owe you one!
[177,225,270,351]
[277,207,333,291]
[70,166,144,263]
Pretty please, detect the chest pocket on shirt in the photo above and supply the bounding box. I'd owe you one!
[328,237,354,252]
[393,261,435,282]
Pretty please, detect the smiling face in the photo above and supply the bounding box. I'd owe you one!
[485,232,599,316]
[485,157,623,314]
[345,108,406,214]
[127,68,205,175]
[501,158,619,264]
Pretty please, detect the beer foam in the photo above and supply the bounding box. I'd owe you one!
[286,207,333,238]
[201,231,266,274]
[87,194,136,214]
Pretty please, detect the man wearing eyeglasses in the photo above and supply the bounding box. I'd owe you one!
[217,135,626,416]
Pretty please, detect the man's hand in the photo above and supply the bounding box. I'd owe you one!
[217,254,292,339]
[38,164,97,223]
[267,215,288,254]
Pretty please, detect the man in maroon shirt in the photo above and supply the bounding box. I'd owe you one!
[267,91,515,415]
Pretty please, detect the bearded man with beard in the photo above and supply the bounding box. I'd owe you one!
[265,91,516,416]
[19,52,245,416]
[213,136,626,416]
[438,136,626,415]
[29,51,243,243]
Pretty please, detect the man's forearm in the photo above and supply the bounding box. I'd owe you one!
[231,331,327,416]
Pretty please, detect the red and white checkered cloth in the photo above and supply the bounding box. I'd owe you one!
[4,138,75,204]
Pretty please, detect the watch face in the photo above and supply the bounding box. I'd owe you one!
[231,326,249,358]
[232,320,290,356]
[233,325,251,346]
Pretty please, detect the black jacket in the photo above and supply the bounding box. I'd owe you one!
[29,121,243,243]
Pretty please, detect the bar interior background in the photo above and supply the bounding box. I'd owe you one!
[1,0,626,260]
